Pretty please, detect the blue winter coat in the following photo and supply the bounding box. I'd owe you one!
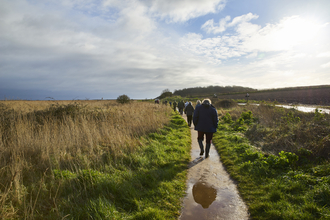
[193,103,218,133]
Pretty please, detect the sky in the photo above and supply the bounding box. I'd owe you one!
[1,0,330,100]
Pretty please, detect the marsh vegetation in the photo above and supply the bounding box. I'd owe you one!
[213,103,330,219]
[2,98,330,219]
[0,100,190,219]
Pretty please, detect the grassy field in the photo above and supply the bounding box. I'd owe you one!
[3,98,330,219]
[0,100,191,219]
[213,103,330,219]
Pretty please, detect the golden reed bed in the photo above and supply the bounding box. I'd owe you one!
[0,100,172,217]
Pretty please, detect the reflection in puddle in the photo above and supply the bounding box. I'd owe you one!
[192,181,217,208]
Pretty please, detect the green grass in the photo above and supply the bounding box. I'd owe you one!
[22,113,191,219]
[213,110,330,220]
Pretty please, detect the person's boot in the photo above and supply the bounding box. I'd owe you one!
[205,143,211,158]
[198,139,204,156]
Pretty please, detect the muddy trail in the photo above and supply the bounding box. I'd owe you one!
[179,115,250,220]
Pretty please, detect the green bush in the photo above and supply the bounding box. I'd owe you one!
[314,108,325,121]
[222,112,233,124]
[117,94,131,104]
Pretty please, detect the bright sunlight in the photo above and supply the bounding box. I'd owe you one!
[272,16,322,49]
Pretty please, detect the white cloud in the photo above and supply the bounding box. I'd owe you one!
[1,0,220,98]
[235,21,260,36]
[201,16,230,34]
[146,0,226,23]
[201,13,258,34]
[228,13,259,27]
[241,16,324,52]
[115,2,156,36]
[321,62,330,68]
[184,14,328,67]
[179,33,248,65]
[317,52,330,57]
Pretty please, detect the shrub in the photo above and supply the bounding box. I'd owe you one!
[314,108,325,122]
[240,110,254,123]
[215,99,238,108]
[117,94,131,104]
[222,112,233,124]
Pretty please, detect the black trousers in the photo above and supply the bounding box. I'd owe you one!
[187,115,193,126]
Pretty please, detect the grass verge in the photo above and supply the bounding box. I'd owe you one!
[213,106,330,220]
[1,106,191,219]
[47,113,190,219]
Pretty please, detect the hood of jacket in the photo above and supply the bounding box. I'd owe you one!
[202,99,211,107]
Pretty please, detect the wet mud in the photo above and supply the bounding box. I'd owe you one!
[180,116,249,220]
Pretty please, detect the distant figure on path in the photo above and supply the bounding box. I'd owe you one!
[184,102,194,127]
[185,101,189,109]
[178,100,185,115]
[173,101,177,111]
[193,99,218,158]
[196,100,201,107]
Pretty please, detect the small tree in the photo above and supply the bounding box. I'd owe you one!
[117,94,131,104]
[157,89,173,99]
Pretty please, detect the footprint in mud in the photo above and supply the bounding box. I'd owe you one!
[192,181,217,209]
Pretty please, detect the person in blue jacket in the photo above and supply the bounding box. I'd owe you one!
[193,99,218,158]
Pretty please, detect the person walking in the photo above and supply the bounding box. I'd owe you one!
[185,101,189,109]
[173,101,177,111]
[184,102,194,127]
[196,100,201,107]
[193,99,218,158]
[178,100,185,115]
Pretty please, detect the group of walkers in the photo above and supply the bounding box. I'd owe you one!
[172,99,218,158]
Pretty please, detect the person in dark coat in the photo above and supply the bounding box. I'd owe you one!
[193,99,218,158]
[178,100,185,115]
[184,102,194,127]
[173,101,177,111]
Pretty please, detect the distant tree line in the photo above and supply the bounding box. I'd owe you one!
[173,85,257,97]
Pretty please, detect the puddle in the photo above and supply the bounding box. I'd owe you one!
[192,181,217,209]
[180,179,245,220]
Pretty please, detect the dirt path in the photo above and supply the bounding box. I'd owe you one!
[179,116,250,220]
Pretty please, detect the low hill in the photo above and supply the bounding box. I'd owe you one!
[174,85,330,106]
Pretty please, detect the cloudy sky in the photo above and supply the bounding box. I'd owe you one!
[1,0,330,100]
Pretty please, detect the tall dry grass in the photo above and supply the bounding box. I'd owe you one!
[0,100,172,218]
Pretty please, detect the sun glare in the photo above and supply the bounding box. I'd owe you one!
[273,16,321,49]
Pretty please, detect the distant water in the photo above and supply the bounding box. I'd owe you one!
[238,103,330,114]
